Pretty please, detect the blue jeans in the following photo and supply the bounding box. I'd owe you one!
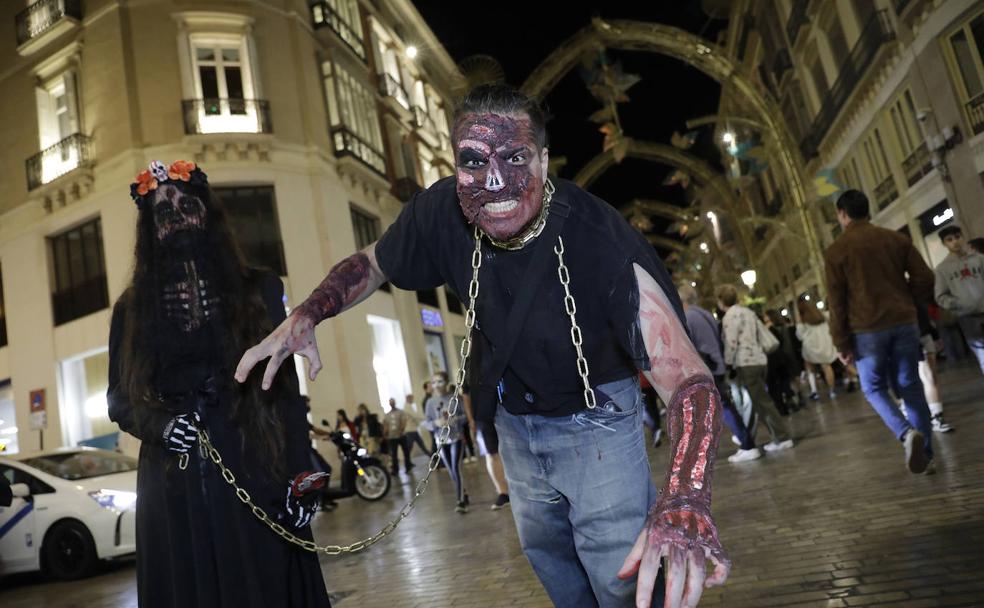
[854,324,933,459]
[495,377,663,608]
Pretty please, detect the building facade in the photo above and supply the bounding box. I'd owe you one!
[0,0,467,455]
[717,0,984,313]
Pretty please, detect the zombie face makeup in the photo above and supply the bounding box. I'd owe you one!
[454,113,548,241]
[152,184,207,242]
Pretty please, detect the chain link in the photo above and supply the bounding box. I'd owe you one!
[193,216,596,554]
[555,236,596,409]
[190,226,484,556]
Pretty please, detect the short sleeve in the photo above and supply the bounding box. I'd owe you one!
[375,191,445,291]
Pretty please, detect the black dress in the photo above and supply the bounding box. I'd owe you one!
[107,271,331,608]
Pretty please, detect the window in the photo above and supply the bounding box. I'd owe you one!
[945,11,984,133]
[34,70,83,185]
[350,206,380,249]
[49,218,109,326]
[311,0,365,60]
[323,60,386,174]
[417,144,441,188]
[184,35,266,134]
[416,289,439,308]
[809,57,829,99]
[376,39,409,109]
[0,465,55,495]
[0,264,6,348]
[214,186,287,276]
[349,206,390,292]
[861,127,898,210]
[889,90,922,156]
[822,8,850,69]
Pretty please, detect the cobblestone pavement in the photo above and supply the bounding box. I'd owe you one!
[3,363,982,607]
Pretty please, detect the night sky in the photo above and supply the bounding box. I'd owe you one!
[414,1,729,253]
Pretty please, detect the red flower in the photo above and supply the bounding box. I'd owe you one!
[168,160,196,182]
[134,170,158,196]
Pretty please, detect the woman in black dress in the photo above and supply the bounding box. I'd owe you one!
[107,160,330,607]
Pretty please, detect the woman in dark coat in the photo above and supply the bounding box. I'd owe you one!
[107,160,331,608]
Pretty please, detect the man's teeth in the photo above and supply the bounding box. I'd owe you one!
[485,200,518,214]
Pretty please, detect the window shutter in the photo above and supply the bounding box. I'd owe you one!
[63,71,80,135]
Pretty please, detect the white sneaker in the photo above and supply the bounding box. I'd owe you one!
[763,439,795,452]
[932,415,954,433]
[728,448,762,463]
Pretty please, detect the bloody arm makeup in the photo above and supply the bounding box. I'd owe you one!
[293,246,388,324]
[632,264,730,588]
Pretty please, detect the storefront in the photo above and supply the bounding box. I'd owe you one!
[917,200,956,268]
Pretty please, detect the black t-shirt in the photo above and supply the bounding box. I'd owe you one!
[376,177,686,418]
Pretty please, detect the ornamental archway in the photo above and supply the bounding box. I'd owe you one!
[573,139,753,264]
[522,18,825,292]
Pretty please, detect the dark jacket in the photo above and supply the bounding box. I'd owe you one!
[824,220,934,352]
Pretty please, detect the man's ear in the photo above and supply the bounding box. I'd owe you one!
[540,147,550,182]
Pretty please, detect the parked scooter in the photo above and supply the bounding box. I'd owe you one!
[315,420,391,506]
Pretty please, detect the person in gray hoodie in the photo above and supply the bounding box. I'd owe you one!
[934,225,984,374]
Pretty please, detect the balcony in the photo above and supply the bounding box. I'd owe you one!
[965,92,984,135]
[799,11,895,159]
[771,49,793,84]
[379,74,410,110]
[393,176,423,201]
[331,127,386,176]
[901,142,933,187]
[310,1,365,61]
[26,133,92,191]
[874,175,898,211]
[785,0,809,45]
[15,0,81,55]
[182,99,272,135]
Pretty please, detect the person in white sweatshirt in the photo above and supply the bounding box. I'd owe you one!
[934,225,984,374]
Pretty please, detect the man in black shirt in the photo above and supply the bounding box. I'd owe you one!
[237,84,729,608]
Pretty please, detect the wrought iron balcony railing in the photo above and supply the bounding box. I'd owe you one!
[26,132,91,191]
[379,74,409,109]
[331,126,386,175]
[965,92,984,136]
[874,175,898,211]
[310,1,365,61]
[800,11,895,158]
[785,0,809,45]
[15,0,81,47]
[901,142,933,187]
[182,99,272,135]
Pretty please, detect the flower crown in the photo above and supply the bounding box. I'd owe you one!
[130,160,208,205]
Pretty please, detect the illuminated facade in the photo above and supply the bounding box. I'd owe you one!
[0,0,465,454]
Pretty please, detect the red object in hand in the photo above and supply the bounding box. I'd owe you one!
[290,471,329,497]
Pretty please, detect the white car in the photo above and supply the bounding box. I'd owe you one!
[0,447,137,580]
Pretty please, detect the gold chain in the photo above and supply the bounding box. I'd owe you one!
[554,236,596,409]
[186,227,484,555]
[192,214,596,554]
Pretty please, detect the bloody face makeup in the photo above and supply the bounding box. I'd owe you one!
[152,184,207,242]
[453,113,546,241]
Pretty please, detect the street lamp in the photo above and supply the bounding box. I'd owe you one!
[405,45,418,59]
[740,269,757,289]
[722,131,735,145]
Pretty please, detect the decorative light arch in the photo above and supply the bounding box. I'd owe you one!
[522,18,824,291]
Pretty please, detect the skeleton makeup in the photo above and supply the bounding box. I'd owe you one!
[453,113,548,241]
[152,184,207,242]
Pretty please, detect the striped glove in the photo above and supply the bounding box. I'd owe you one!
[161,412,201,453]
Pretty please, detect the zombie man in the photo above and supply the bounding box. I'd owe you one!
[108,161,330,607]
[237,85,729,607]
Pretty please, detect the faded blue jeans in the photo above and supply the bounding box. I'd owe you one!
[495,376,663,608]
[854,324,933,459]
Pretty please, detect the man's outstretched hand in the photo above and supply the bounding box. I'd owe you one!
[618,500,730,608]
[235,313,322,390]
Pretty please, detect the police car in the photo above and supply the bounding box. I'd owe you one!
[0,447,137,580]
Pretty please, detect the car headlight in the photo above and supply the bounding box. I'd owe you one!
[89,489,137,511]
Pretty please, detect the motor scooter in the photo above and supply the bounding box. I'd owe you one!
[314,420,391,507]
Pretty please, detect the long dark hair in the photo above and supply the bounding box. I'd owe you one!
[797,299,825,325]
[117,182,287,477]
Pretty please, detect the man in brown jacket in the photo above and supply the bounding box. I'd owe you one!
[825,190,936,474]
